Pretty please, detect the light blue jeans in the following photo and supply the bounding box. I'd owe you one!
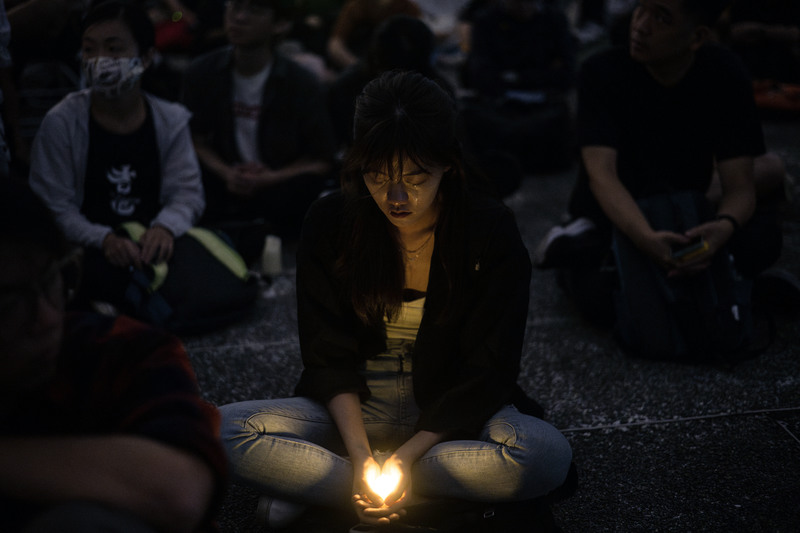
[219,344,572,508]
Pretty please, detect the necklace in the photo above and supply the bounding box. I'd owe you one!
[402,230,434,262]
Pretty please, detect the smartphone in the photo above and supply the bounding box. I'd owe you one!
[671,236,709,261]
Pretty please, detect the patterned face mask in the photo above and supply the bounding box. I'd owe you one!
[82,56,145,99]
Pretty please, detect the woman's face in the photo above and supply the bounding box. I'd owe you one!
[363,158,449,232]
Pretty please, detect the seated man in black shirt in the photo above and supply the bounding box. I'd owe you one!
[535,0,787,340]
[182,0,337,259]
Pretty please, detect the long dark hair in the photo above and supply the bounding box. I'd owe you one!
[337,70,468,326]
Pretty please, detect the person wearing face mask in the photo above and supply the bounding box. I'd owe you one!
[218,71,575,532]
[28,0,205,317]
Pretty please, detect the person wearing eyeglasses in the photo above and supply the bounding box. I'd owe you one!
[181,0,336,262]
[0,178,228,532]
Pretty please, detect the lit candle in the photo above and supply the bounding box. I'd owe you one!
[364,460,403,504]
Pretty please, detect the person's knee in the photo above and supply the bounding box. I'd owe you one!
[754,151,788,200]
[524,420,573,493]
[220,398,330,442]
[220,400,289,439]
[486,414,573,498]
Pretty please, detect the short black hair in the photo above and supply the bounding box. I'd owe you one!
[682,0,730,27]
[83,0,156,55]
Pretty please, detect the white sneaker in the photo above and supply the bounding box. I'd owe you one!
[533,217,597,269]
[90,301,119,317]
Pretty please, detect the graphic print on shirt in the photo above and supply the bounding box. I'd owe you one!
[107,164,139,216]
[233,66,270,163]
[83,107,161,228]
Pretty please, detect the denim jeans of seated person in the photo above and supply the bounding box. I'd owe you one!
[219,352,573,508]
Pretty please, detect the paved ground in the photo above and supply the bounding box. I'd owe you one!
[183,115,800,532]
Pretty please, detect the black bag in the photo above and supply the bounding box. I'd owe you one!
[612,191,756,363]
[121,223,259,333]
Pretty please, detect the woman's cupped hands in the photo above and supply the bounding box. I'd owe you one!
[352,455,410,526]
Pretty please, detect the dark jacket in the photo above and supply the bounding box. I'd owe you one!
[181,46,336,169]
[294,192,535,438]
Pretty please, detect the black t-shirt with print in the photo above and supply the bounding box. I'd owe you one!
[82,104,161,229]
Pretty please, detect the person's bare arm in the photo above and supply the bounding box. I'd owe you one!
[684,155,756,259]
[0,435,215,533]
[192,133,330,193]
[328,392,372,470]
[377,429,443,506]
[328,392,403,525]
[713,156,756,229]
[583,145,690,268]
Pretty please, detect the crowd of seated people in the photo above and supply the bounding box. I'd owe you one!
[3,0,798,296]
[2,0,799,531]
[1,0,796,315]
[1,0,581,264]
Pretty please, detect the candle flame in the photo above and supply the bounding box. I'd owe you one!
[364,461,402,503]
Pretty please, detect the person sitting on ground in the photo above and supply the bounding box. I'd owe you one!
[328,14,454,151]
[460,0,577,179]
[326,0,422,71]
[181,0,336,261]
[533,0,786,350]
[217,70,574,532]
[28,0,205,317]
[0,177,227,533]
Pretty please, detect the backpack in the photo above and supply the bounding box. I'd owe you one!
[121,222,259,334]
[611,191,758,364]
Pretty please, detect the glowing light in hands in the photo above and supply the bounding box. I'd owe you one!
[364,460,403,503]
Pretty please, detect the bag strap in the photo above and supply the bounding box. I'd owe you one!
[186,227,251,281]
[120,222,251,286]
[119,221,169,293]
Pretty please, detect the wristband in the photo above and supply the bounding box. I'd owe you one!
[715,213,740,233]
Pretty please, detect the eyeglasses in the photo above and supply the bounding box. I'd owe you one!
[225,0,271,17]
[0,248,82,336]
